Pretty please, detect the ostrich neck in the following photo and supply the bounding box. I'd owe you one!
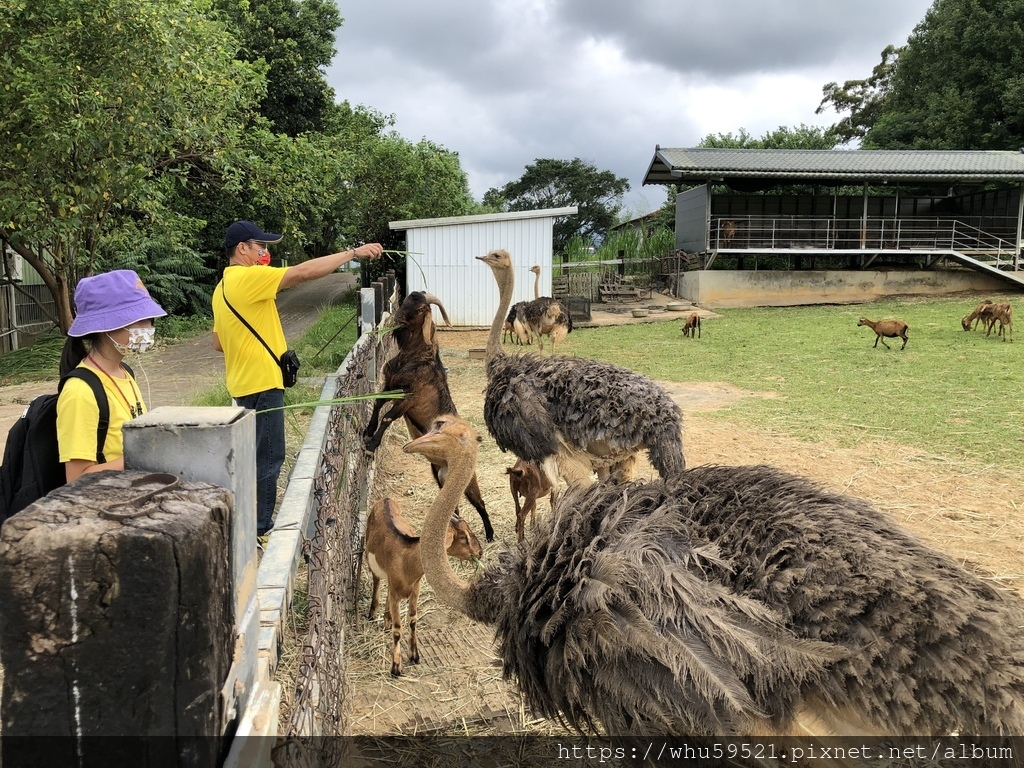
[420,443,478,616]
[485,267,514,363]
[533,270,539,300]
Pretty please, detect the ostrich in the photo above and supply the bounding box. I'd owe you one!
[477,249,684,485]
[517,264,573,353]
[406,415,1024,737]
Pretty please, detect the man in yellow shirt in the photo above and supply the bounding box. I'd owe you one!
[212,221,382,537]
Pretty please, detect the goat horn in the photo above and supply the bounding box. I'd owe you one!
[422,293,451,326]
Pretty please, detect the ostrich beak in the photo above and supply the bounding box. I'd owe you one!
[403,428,442,455]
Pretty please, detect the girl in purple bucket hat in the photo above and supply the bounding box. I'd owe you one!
[56,270,166,482]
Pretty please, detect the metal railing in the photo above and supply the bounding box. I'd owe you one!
[710,216,1020,267]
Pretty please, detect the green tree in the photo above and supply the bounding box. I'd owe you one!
[0,0,264,331]
[486,158,629,254]
[872,0,1024,148]
[817,45,901,144]
[214,0,342,137]
[821,0,1024,150]
[698,124,839,150]
[328,108,475,283]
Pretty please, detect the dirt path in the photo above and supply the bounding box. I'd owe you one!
[0,273,357,437]
[346,326,1024,736]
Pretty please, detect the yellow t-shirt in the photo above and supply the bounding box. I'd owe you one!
[56,362,147,464]
[212,264,288,398]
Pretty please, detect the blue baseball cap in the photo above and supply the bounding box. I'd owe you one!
[224,220,283,250]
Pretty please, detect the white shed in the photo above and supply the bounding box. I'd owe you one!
[388,207,578,327]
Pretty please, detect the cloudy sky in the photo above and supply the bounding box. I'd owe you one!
[325,0,935,216]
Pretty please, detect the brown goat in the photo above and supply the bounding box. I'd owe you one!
[681,312,701,339]
[365,498,482,677]
[983,302,1013,342]
[961,299,994,331]
[721,219,737,245]
[857,317,909,350]
[505,458,553,541]
[363,291,494,541]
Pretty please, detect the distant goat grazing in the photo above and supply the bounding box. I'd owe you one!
[857,317,909,350]
[505,458,553,541]
[961,299,994,331]
[365,498,482,677]
[363,291,495,541]
[681,312,701,339]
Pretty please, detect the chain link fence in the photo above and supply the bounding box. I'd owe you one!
[280,295,396,761]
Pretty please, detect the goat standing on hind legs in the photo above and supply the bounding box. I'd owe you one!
[858,317,909,350]
[362,290,495,541]
[364,498,482,677]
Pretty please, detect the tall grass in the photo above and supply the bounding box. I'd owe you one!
[562,294,1023,469]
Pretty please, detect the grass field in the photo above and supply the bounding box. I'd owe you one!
[565,293,1022,469]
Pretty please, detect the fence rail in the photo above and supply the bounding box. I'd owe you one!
[247,283,395,763]
[711,215,1020,266]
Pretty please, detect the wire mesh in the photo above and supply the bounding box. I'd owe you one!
[282,321,391,758]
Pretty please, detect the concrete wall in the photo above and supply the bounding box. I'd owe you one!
[675,269,1016,308]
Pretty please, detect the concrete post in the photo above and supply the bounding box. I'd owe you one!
[123,406,262,739]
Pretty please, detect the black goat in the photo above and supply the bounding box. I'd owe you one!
[363,291,494,541]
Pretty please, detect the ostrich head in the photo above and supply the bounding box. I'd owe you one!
[403,414,480,464]
[529,265,540,275]
[402,415,482,616]
[476,249,515,363]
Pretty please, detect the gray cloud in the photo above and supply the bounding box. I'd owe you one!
[327,0,933,217]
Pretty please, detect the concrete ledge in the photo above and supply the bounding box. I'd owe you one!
[676,268,1015,308]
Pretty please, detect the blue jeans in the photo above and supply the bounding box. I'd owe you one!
[235,389,285,535]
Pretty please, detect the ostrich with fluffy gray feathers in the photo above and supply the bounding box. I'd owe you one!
[407,415,1024,738]
[517,265,573,353]
[477,249,684,485]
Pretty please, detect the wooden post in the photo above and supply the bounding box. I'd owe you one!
[0,472,233,767]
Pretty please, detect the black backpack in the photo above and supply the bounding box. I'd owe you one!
[0,364,133,525]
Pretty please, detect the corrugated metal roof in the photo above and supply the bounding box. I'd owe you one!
[643,148,1024,185]
[389,206,578,230]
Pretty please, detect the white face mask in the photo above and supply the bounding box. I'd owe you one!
[108,327,156,355]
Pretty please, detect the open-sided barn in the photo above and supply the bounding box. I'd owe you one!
[644,148,1024,307]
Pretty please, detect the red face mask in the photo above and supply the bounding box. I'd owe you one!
[256,248,271,266]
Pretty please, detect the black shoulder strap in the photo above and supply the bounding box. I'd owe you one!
[59,368,110,464]
[221,283,281,365]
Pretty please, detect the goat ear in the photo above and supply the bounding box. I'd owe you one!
[444,521,456,549]
[506,467,524,478]
[421,317,433,346]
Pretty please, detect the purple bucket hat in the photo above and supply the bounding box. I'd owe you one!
[67,270,167,338]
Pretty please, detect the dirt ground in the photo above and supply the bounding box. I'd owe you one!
[345,325,1024,736]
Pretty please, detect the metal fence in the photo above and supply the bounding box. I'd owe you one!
[274,289,396,762]
[710,215,1020,265]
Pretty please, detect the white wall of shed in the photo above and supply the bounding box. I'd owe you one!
[405,219,554,326]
